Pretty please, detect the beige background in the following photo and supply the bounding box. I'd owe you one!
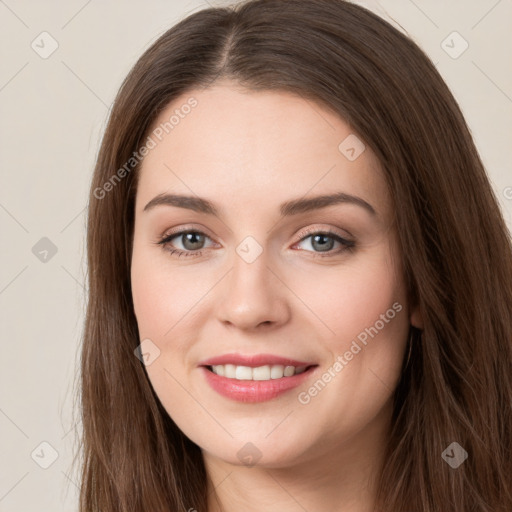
[0,0,510,510]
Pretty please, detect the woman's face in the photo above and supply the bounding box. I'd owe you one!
[131,80,421,469]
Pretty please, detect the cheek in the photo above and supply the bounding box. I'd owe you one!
[289,249,403,346]
[130,247,200,425]
[289,252,408,442]
[131,244,204,340]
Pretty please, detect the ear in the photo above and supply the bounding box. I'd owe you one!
[409,302,423,329]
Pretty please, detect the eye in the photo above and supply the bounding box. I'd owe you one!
[155,227,355,259]
[156,229,216,258]
[293,228,355,257]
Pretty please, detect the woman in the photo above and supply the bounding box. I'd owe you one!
[77,0,512,510]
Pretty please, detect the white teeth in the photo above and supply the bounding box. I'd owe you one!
[235,366,252,380]
[283,365,295,377]
[210,364,308,380]
[270,365,284,379]
[252,365,271,380]
[212,364,225,377]
[224,364,236,379]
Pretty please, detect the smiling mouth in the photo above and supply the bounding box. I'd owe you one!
[205,364,317,381]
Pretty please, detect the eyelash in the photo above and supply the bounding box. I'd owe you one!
[155,226,355,259]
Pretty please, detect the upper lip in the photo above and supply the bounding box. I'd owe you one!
[199,353,316,368]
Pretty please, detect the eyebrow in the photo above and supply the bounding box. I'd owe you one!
[143,191,377,217]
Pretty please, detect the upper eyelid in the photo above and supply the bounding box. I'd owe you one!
[159,224,214,241]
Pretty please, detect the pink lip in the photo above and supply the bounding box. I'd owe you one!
[198,353,314,368]
[201,367,317,403]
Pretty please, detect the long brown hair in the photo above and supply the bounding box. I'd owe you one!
[76,0,512,510]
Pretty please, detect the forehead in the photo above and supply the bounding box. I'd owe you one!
[135,81,391,219]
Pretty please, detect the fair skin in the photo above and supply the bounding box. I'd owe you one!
[131,80,423,512]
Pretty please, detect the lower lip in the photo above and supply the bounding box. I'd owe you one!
[201,366,317,403]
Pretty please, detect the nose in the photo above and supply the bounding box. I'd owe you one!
[216,249,291,331]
